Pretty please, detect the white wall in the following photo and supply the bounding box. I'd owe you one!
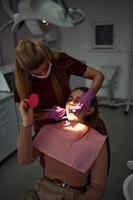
[0,0,133,99]
[60,0,133,99]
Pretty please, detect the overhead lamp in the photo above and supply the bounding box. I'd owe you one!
[42,20,49,25]
[1,0,86,35]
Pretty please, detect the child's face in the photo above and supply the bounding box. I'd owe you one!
[65,89,91,122]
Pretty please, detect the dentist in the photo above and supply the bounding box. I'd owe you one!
[14,38,105,134]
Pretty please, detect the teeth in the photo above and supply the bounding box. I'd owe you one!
[69,109,73,113]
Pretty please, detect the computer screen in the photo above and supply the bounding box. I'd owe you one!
[4,72,14,91]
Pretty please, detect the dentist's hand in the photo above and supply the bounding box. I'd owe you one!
[47,106,65,121]
[72,89,96,113]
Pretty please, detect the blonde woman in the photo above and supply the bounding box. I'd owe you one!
[14,38,105,134]
[18,87,109,200]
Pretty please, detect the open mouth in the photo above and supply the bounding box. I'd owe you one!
[68,108,75,114]
[66,107,78,121]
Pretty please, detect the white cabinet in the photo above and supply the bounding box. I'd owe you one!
[0,94,19,162]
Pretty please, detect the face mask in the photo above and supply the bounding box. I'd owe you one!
[30,63,52,79]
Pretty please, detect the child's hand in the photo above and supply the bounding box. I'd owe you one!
[19,100,33,127]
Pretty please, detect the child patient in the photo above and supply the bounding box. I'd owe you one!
[18,87,109,200]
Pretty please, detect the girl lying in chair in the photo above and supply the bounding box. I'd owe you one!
[18,87,109,200]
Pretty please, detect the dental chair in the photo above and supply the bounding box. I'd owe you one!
[98,65,120,107]
[123,160,133,200]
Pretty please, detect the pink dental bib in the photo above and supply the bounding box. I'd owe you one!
[33,120,107,174]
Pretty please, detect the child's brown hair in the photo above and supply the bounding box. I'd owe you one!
[71,87,100,129]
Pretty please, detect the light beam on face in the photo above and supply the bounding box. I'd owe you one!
[65,89,85,122]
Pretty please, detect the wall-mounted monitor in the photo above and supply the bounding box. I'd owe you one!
[0,64,14,92]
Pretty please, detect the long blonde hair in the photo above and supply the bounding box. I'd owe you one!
[14,38,73,120]
[15,39,54,98]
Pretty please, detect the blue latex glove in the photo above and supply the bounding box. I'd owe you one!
[72,89,96,113]
[47,106,65,121]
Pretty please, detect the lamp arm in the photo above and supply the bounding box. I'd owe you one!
[57,0,69,17]
[69,8,86,25]
[1,0,14,18]
[0,20,13,32]
[56,0,85,25]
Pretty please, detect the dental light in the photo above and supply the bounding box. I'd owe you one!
[1,0,86,35]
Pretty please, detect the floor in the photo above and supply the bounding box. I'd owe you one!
[0,106,133,200]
